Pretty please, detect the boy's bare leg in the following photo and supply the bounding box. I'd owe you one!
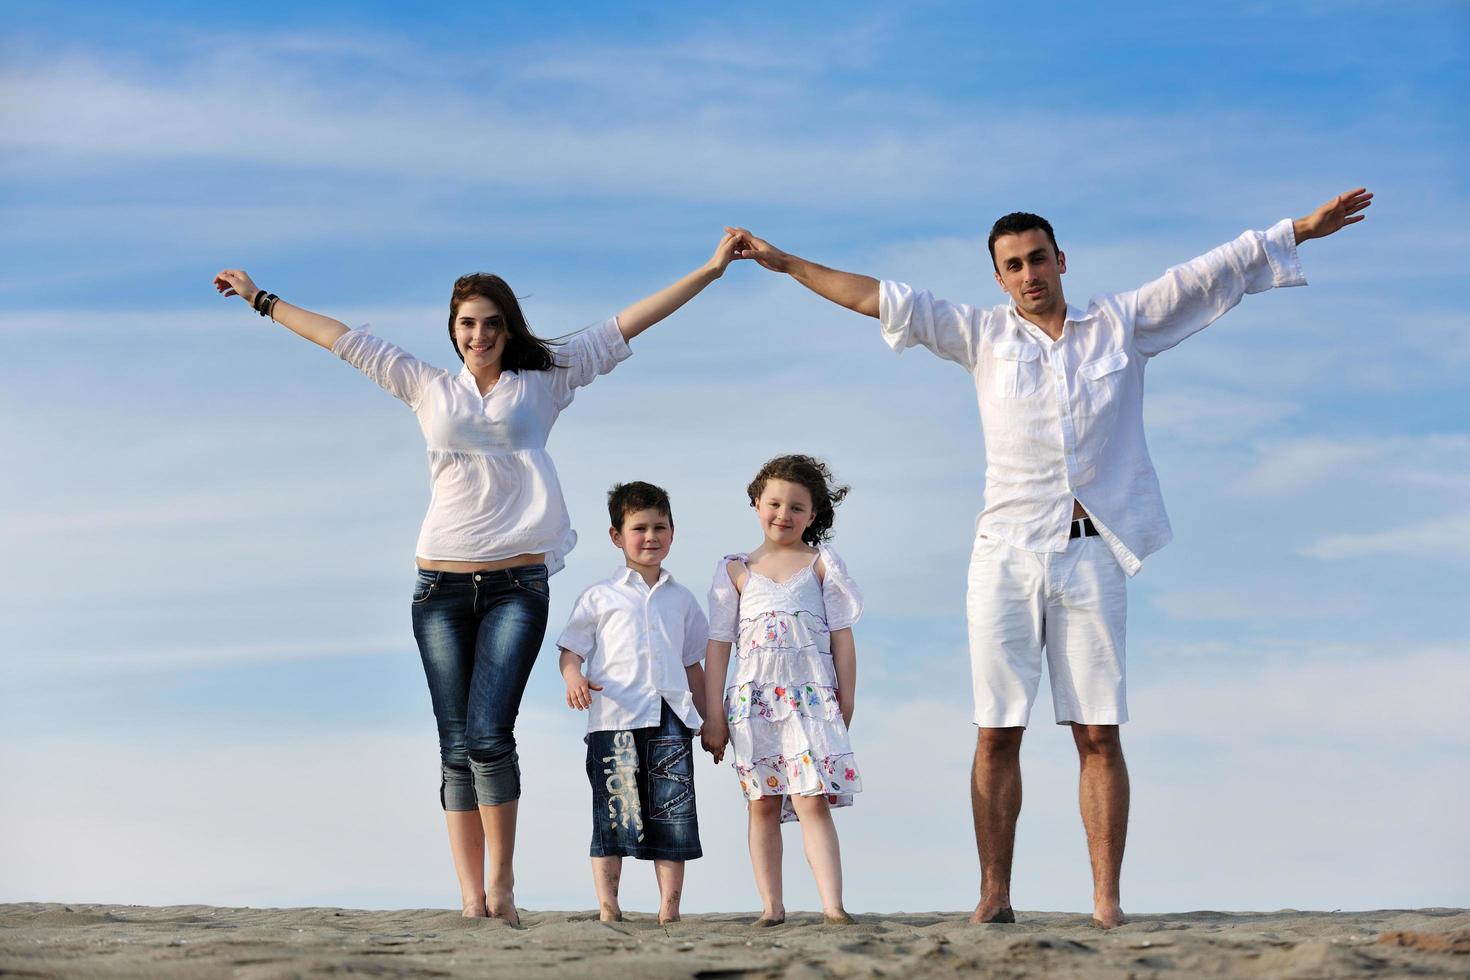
[591,856,624,921]
[478,801,520,925]
[970,726,1023,924]
[748,796,785,923]
[655,860,685,923]
[445,810,487,917]
[1071,723,1129,929]
[789,794,851,922]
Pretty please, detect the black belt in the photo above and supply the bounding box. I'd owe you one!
[1069,517,1099,539]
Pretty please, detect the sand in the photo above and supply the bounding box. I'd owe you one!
[2,903,1467,978]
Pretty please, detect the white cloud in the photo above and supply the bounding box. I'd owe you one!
[1233,434,1470,497]
[1301,511,1470,560]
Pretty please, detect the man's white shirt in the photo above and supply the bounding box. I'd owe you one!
[878,219,1305,575]
[556,566,708,732]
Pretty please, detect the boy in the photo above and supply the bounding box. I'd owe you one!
[556,481,708,923]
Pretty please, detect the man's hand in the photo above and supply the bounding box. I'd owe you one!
[726,226,794,273]
[1294,187,1373,243]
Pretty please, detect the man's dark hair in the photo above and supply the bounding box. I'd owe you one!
[607,481,673,530]
[987,212,1060,270]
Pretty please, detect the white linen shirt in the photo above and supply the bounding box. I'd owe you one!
[879,219,1305,576]
[332,317,631,573]
[556,566,709,733]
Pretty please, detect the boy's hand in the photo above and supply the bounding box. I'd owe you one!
[564,673,602,711]
[701,717,728,763]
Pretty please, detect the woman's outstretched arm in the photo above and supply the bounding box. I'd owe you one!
[213,269,350,351]
[614,230,743,342]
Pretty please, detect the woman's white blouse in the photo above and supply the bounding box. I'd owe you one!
[331,317,631,572]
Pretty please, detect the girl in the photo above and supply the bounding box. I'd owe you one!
[700,454,863,925]
[212,232,741,924]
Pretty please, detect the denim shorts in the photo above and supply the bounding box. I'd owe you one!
[585,701,702,861]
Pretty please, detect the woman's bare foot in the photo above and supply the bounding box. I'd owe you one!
[486,887,520,927]
[823,910,855,925]
[461,892,488,918]
[752,906,786,927]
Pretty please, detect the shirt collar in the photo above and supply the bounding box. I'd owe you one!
[616,565,670,591]
[457,364,515,393]
[1006,301,1096,340]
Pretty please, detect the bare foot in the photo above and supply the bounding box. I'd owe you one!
[969,899,1016,924]
[599,903,624,923]
[752,907,786,927]
[1091,905,1126,930]
[486,888,520,927]
[823,910,855,925]
[658,911,680,924]
[461,902,488,919]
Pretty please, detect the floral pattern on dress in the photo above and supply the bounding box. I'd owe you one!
[707,547,864,825]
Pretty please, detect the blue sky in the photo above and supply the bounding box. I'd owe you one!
[2,1,1467,915]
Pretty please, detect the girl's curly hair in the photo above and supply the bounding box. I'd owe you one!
[746,454,849,546]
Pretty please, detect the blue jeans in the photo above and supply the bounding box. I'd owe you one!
[411,565,550,810]
[585,701,702,860]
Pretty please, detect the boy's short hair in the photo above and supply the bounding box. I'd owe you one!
[607,481,673,530]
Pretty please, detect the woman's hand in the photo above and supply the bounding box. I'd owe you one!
[702,229,744,280]
[701,716,728,763]
[213,269,260,305]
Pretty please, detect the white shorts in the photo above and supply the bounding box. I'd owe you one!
[966,530,1128,727]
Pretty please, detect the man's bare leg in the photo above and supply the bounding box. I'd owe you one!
[1071,723,1128,929]
[969,726,1023,924]
[591,856,623,922]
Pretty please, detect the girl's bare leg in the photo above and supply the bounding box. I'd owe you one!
[445,810,487,917]
[789,794,849,921]
[479,801,520,925]
[655,860,685,923]
[591,856,623,921]
[748,796,785,923]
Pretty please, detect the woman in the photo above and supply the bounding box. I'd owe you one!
[212,232,740,922]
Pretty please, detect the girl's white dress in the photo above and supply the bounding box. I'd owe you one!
[707,545,864,822]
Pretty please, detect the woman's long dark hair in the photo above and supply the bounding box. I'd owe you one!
[448,273,556,371]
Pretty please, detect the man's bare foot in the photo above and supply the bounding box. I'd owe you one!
[1091,904,1126,930]
[486,887,520,927]
[969,898,1016,924]
[658,911,680,924]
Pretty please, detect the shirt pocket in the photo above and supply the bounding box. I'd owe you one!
[1076,349,1129,430]
[990,341,1043,399]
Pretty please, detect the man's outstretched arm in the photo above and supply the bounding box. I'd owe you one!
[727,226,880,318]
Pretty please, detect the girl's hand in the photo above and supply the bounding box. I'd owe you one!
[702,229,744,279]
[701,717,728,763]
[565,674,602,711]
[213,269,261,305]
[724,226,793,273]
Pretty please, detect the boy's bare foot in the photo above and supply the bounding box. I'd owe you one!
[823,910,855,925]
[599,902,624,923]
[969,898,1016,924]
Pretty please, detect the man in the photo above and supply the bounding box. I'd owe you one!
[727,188,1371,928]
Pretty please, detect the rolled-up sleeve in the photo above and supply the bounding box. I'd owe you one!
[332,328,438,409]
[555,589,600,658]
[879,280,983,372]
[1131,219,1306,358]
[706,558,741,643]
[681,598,709,666]
[548,317,633,409]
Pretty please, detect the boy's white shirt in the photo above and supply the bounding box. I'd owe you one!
[556,565,708,733]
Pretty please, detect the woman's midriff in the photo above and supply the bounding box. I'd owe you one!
[415,553,546,572]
